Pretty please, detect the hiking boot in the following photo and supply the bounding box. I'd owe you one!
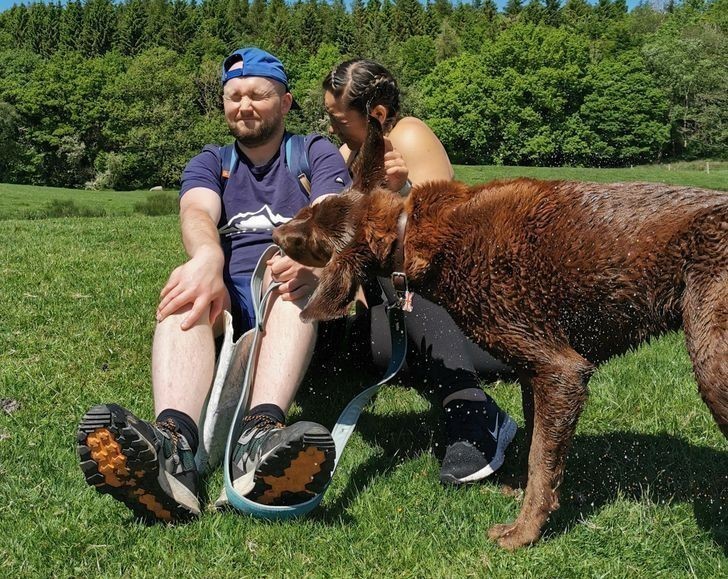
[77,403,201,522]
[439,397,517,485]
[231,414,336,506]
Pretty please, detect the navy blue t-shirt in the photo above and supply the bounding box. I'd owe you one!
[180,133,351,278]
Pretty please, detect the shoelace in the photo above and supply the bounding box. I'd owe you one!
[155,418,186,467]
[242,414,283,432]
[235,415,285,474]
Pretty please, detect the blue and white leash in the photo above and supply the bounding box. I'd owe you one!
[222,245,407,519]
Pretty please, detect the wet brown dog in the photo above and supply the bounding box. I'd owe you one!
[272,119,728,549]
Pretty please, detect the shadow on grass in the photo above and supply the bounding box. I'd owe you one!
[545,431,728,554]
[296,355,727,552]
[286,321,727,551]
[292,348,439,525]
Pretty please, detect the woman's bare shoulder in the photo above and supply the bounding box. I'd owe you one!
[390,116,436,143]
[390,117,447,156]
[389,116,453,183]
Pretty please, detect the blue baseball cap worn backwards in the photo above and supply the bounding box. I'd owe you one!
[222,48,289,88]
[222,47,300,109]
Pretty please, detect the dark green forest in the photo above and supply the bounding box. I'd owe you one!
[0,0,725,189]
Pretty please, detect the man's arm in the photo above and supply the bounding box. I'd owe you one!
[156,187,228,330]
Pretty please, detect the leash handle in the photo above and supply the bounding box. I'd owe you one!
[221,245,407,519]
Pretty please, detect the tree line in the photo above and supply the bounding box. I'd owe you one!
[0,0,725,189]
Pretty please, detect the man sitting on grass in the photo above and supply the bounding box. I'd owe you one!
[76,47,352,521]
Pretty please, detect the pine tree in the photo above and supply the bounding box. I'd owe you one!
[60,0,85,51]
[432,0,452,20]
[482,0,498,21]
[263,0,292,51]
[201,0,232,46]
[145,0,173,48]
[425,0,452,36]
[523,0,544,23]
[391,0,425,40]
[115,0,148,56]
[543,0,561,27]
[247,0,268,34]
[350,0,369,55]
[612,0,627,15]
[595,0,613,21]
[505,0,524,18]
[80,0,117,56]
[167,0,199,55]
[330,0,354,54]
[435,18,461,61]
[562,0,591,31]
[5,5,29,49]
[292,0,325,53]
[27,2,61,56]
[227,0,251,46]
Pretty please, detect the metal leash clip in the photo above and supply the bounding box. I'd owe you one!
[390,271,414,312]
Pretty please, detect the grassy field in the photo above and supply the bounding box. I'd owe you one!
[454,161,728,191]
[0,183,159,220]
[0,161,725,221]
[0,174,726,576]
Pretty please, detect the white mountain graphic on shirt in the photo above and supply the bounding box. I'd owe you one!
[218,205,292,236]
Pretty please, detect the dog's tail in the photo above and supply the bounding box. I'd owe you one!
[682,205,728,438]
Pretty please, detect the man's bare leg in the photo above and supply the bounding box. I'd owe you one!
[76,302,218,522]
[247,290,317,413]
[230,268,335,505]
[152,303,219,425]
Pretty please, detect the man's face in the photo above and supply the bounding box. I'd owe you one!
[222,76,292,147]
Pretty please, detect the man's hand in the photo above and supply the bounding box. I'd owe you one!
[156,247,227,330]
[383,136,409,193]
[267,253,320,302]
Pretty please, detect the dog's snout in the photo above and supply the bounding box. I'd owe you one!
[273,225,307,256]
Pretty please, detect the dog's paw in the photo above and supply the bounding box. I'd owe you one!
[488,522,539,550]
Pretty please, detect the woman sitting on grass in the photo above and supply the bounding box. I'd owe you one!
[322,59,518,484]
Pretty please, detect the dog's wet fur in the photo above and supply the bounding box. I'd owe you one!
[273,117,728,549]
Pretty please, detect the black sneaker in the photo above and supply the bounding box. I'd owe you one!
[231,414,336,506]
[77,403,201,522]
[439,398,517,485]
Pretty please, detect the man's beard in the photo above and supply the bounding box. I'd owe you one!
[228,112,283,147]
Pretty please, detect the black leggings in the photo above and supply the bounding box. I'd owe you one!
[365,278,513,404]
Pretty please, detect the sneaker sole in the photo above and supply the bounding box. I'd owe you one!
[247,430,336,506]
[77,404,200,523]
[441,415,518,485]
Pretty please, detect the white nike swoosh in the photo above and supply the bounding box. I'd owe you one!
[488,415,499,440]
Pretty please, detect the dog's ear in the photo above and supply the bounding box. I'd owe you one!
[300,249,363,322]
[350,116,386,194]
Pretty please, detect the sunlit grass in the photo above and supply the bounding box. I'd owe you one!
[454,163,728,191]
[2,161,726,222]
[0,183,175,220]
[0,182,726,575]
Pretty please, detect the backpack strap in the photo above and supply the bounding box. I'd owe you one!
[219,136,311,196]
[219,143,237,189]
[284,133,311,197]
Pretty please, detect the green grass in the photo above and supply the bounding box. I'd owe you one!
[0,183,175,220]
[454,163,728,191]
[1,160,725,221]
[0,175,726,576]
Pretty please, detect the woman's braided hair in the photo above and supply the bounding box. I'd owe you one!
[322,59,400,132]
